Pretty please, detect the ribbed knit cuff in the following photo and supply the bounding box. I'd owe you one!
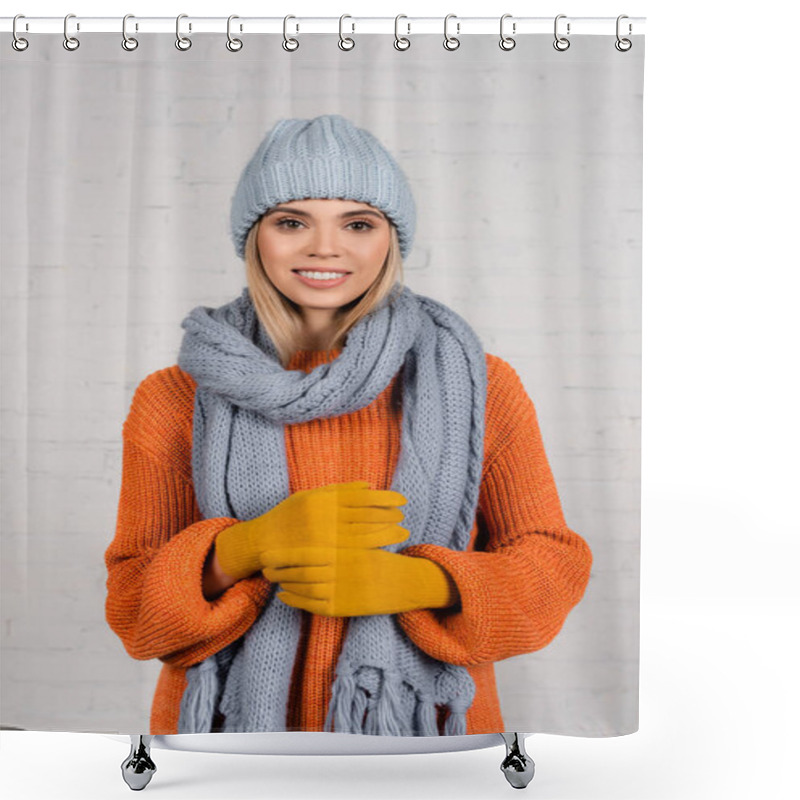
[214,520,261,581]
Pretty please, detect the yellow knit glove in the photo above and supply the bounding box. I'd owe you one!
[262,547,459,617]
[214,481,409,580]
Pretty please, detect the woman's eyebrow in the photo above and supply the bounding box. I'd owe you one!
[266,206,384,220]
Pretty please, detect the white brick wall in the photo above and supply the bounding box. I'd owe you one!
[1,32,644,735]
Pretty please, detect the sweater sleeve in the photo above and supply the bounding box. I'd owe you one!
[104,373,271,668]
[397,359,592,667]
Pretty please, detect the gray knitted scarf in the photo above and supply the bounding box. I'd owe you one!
[175,282,487,736]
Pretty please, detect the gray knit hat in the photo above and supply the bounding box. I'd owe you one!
[230,114,416,260]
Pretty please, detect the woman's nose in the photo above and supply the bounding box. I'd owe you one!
[307,225,341,254]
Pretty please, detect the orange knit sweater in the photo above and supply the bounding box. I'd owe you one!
[104,348,592,735]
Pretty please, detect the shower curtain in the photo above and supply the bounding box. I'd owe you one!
[0,23,644,738]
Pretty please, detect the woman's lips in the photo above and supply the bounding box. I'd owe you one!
[293,271,351,288]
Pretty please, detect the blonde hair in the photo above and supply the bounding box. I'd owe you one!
[243,215,404,368]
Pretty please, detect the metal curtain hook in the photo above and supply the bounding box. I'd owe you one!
[339,14,355,50]
[283,15,299,51]
[499,14,516,50]
[615,14,632,51]
[553,14,570,51]
[12,14,29,51]
[122,14,138,51]
[443,14,460,51]
[394,14,410,51]
[227,15,243,52]
[175,13,192,51]
[63,13,80,51]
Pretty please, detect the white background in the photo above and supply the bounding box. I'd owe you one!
[1,1,798,799]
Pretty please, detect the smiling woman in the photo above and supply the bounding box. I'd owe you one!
[255,198,393,351]
[104,113,592,744]
[241,203,406,365]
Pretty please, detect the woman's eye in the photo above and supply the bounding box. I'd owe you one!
[276,218,302,229]
[348,220,373,231]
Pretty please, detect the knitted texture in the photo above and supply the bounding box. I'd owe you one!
[229,114,417,260]
[174,283,488,736]
[104,348,594,735]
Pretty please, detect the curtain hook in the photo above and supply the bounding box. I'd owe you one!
[394,14,410,51]
[12,14,29,52]
[615,15,632,52]
[339,14,355,51]
[226,15,243,52]
[553,14,570,51]
[63,13,80,51]
[499,14,516,51]
[175,14,192,51]
[443,14,460,51]
[122,14,138,51]
[283,15,299,51]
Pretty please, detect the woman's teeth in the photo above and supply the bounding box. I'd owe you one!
[296,271,347,279]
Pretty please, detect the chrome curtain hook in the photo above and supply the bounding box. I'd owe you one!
[394,14,410,51]
[339,14,355,51]
[553,14,571,51]
[443,14,460,51]
[63,13,80,51]
[615,14,632,51]
[122,14,138,51]
[283,15,299,51]
[499,13,516,50]
[12,14,29,52]
[175,13,192,51]
[227,15,243,52]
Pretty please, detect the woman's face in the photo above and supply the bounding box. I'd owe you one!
[256,198,391,312]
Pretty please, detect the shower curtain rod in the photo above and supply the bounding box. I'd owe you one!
[1,16,645,37]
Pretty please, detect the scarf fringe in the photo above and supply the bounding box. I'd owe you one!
[435,665,473,737]
[325,666,460,736]
[323,670,358,733]
[177,658,218,734]
[444,709,468,736]
[368,670,405,736]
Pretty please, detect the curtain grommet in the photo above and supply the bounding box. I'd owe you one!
[553,14,570,51]
[63,13,80,51]
[12,14,29,51]
[175,14,192,51]
[226,15,243,52]
[443,14,460,51]
[338,15,355,51]
[615,15,633,51]
[121,14,138,51]
[283,15,299,52]
[499,14,516,51]
[394,15,411,51]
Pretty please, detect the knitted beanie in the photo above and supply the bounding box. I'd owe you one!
[229,114,416,260]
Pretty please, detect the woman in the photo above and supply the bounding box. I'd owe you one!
[104,114,592,737]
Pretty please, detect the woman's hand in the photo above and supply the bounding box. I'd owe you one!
[214,481,408,580]
[262,547,459,616]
